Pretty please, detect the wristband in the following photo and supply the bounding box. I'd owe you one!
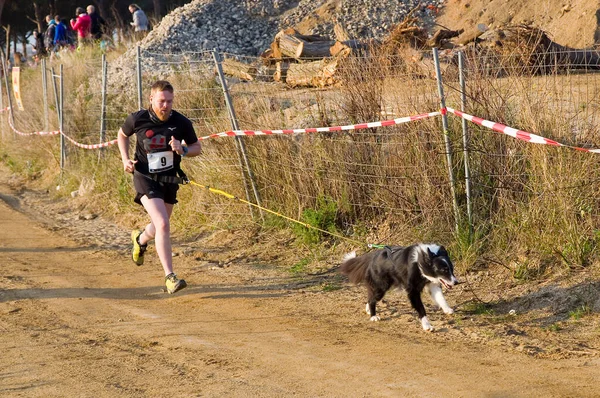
[182,146,189,156]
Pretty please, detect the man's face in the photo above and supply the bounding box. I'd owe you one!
[150,90,174,121]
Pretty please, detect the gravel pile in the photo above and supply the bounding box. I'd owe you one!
[139,0,445,56]
[141,0,279,57]
[109,0,445,90]
[281,0,444,39]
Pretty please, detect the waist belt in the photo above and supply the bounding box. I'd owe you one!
[135,169,189,185]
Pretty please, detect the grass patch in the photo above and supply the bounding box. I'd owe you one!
[546,323,562,332]
[569,305,592,320]
[293,195,339,245]
[462,301,495,316]
[321,282,342,292]
[289,258,310,275]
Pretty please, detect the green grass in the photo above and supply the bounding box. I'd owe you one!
[462,301,495,316]
[289,258,310,274]
[546,323,562,332]
[292,195,339,245]
[569,305,591,320]
[321,282,342,292]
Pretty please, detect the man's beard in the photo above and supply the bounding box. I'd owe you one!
[156,110,169,120]
[148,105,172,124]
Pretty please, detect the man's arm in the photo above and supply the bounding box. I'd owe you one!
[170,117,201,157]
[184,141,201,157]
[118,128,137,173]
[132,11,139,28]
[169,137,201,157]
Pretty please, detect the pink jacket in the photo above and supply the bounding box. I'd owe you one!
[71,13,91,38]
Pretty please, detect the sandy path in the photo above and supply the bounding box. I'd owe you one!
[1,181,599,397]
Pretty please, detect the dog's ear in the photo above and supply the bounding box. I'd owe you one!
[383,246,393,258]
[427,247,435,258]
[427,245,448,258]
[438,245,448,257]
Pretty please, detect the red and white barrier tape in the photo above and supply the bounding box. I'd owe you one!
[8,105,600,154]
[61,134,118,149]
[197,111,441,140]
[8,115,60,136]
[0,106,9,113]
[446,107,600,154]
[8,116,117,148]
[6,110,439,148]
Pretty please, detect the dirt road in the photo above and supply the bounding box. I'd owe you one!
[1,176,599,397]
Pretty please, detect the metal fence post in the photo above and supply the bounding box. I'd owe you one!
[458,51,473,239]
[51,66,60,127]
[136,46,143,110]
[2,56,15,135]
[100,54,107,145]
[0,54,4,139]
[212,49,264,220]
[432,48,460,234]
[59,64,65,169]
[42,58,49,132]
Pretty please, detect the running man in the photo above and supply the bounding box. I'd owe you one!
[117,80,201,294]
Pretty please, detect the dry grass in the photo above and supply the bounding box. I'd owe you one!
[2,46,600,278]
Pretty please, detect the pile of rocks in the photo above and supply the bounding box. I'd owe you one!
[109,0,445,90]
[281,0,444,39]
[139,0,278,57]
[137,0,445,57]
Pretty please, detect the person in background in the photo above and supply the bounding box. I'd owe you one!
[117,80,201,294]
[70,7,92,49]
[64,17,78,48]
[53,15,69,51]
[128,4,149,41]
[87,5,106,40]
[44,15,56,54]
[33,30,47,61]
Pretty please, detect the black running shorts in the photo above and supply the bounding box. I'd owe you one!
[133,172,179,205]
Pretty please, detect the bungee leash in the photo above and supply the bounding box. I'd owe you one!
[187,180,383,249]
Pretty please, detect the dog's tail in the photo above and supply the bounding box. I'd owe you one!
[343,251,357,262]
[340,251,369,284]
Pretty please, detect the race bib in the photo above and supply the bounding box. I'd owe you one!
[147,151,174,173]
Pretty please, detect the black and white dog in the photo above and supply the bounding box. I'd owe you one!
[340,244,459,331]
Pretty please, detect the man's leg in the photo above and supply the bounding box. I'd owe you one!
[139,196,174,276]
[138,202,174,246]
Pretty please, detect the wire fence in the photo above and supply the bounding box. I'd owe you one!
[3,46,600,262]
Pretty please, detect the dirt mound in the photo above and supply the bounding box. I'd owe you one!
[437,0,600,48]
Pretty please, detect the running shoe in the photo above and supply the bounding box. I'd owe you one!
[131,229,147,266]
[165,273,187,294]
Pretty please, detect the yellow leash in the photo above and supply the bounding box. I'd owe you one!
[188,180,376,248]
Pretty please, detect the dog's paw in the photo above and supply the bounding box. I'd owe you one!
[443,307,454,315]
[369,315,381,322]
[421,317,434,332]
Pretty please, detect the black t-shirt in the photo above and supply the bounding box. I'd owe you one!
[121,109,198,176]
[89,12,105,37]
